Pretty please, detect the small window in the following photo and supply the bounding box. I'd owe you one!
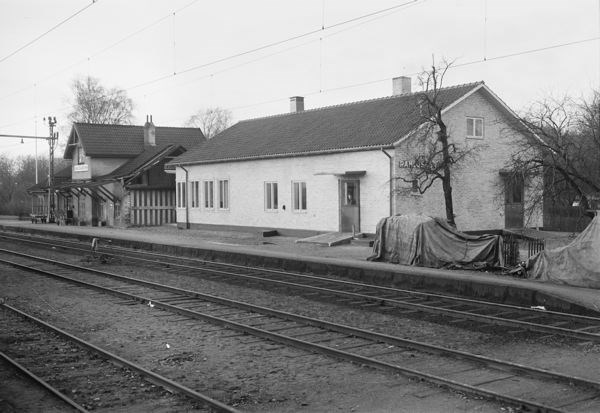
[343,181,357,205]
[176,182,186,208]
[203,180,214,209]
[265,182,278,211]
[411,179,419,193]
[191,181,200,208]
[218,179,229,210]
[77,146,85,165]
[466,117,484,138]
[292,181,307,211]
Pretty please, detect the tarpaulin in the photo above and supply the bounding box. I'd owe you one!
[367,214,504,269]
[527,214,600,289]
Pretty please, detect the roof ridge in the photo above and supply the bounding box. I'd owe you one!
[74,122,201,130]
[237,81,484,124]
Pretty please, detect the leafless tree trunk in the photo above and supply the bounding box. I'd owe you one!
[399,60,476,227]
[504,93,600,223]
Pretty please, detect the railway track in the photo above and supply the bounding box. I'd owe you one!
[0,301,238,413]
[2,231,600,344]
[2,247,600,412]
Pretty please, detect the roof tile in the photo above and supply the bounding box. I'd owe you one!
[171,82,482,165]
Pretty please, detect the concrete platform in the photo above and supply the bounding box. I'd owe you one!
[296,232,354,246]
[1,219,599,315]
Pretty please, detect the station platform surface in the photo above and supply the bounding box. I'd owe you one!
[1,218,599,315]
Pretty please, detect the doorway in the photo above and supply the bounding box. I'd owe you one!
[339,179,360,233]
[504,175,524,228]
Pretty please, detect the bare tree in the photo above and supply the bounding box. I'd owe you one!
[68,76,134,124]
[504,93,600,224]
[398,61,477,227]
[185,107,232,139]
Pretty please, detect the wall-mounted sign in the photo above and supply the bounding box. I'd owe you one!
[73,164,88,172]
[399,159,427,169]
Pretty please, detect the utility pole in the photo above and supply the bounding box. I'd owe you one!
[44,116,58,223]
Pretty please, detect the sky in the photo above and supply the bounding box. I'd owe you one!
[0,0,599,159]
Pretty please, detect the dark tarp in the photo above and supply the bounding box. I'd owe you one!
[526,214,600,289]
[367,214,504,269]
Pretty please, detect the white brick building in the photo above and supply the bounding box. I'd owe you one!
[169,79,541,235]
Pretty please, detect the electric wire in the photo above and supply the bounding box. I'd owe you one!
[0,1,97,65]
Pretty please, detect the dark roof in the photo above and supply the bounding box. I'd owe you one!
[171,82,483,166]
[98,144,182,181]
[64,123,205,159]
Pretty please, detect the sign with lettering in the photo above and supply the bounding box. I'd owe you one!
[399,159,427,169]
[73,164,88,172]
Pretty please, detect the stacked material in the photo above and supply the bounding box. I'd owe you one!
[368,214,503,269]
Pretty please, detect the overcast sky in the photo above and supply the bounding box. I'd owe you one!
[0,0,598,158]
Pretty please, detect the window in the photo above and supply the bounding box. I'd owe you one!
[466,117,484,138]
[292,181,307,211]
[203,180,214,209]
[411,179,419,193]
[218,179,229,209]
[343,181,358,205]
[77,146,85,164]
[191,181,200,208]
[176,182,186,208]
[265,182,278,211]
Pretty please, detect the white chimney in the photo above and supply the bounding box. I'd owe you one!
[392,76,411,95]
[290,96,304,113]
[143,115,156,146]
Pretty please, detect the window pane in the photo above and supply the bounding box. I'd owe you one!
[266,183,270,209]
[293,183,299,210]
[475,119,483,136]
[301,182,307,210]
[273,183,278,209]
[219,181,223,208]
[466,118,474,136]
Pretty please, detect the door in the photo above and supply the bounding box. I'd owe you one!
[339,179,360,233]
[92,197,103,226]
[505,175,524,228]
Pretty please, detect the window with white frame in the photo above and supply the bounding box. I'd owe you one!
[466,117,484,138]
[265,182,278,211]
[176,182,186,208]
[77,146,85,165]
[203,180,214,209]
[191,181,200,208]
[218,179,229,209]
[292,181,307,211]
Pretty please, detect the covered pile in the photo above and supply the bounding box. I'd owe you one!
[368,214,504,269]
[527,214,600,289]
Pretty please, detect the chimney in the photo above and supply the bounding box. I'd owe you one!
[290,96,304,113]
[392,76,411,95]
[143,114,156,146]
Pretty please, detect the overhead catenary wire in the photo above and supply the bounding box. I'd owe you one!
[2,1,599,134]
[0,1,97,65]
[0,0,201,104]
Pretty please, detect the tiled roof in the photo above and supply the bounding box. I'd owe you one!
[98,144,181,180]
[64,123,205,159]
[171,82,483,166]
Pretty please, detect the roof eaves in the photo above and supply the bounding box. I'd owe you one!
[170,144,395,167]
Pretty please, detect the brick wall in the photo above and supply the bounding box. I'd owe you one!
[393,88,543,231]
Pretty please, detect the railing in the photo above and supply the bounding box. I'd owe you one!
[502,233,545,267]
[528,238,545,257]
[502,233,520,267]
